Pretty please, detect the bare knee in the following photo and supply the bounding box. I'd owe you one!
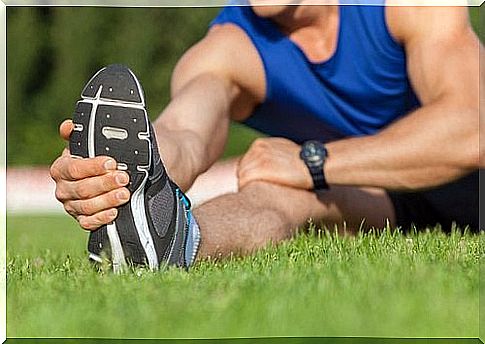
[242,181,395,230]
[194,182,295,259]
[239,181,319,224]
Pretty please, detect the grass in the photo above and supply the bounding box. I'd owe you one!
[6,214,484,339]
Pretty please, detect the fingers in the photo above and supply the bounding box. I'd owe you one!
[64,187,130,218]
[50,155,117,182]
[53,119,131,231]
[238,156,272,189]
[237,153,269,189]
[237,137,310,190]
[238,167,266,190]
[237,140,271,187]
[55,170,130,201]
[77,208,119,231]
[59,119,74,141]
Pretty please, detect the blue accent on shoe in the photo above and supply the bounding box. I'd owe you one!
[184,212,201,267]
[175,188,199,267]
[176,188,191,209]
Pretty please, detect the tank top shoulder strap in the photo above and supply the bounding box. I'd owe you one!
[210,6,300,100]
[210,6,286,51]
[337,3,404,61]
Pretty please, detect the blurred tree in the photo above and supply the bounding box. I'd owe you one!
[7,7,224,165]
[6,7,483,166]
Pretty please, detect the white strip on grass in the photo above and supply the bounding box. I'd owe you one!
[6,168,64,214]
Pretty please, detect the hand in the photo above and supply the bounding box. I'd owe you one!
[237,137,313,190]
[50,120,131,230]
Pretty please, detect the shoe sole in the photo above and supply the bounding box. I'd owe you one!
[70,64,159,271]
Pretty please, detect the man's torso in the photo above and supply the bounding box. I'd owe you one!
[210,5,419,143]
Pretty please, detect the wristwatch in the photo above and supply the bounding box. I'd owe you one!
[299,140,329,191]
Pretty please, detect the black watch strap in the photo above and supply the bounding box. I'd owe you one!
[309,165,328,190]
[300,140,329,191]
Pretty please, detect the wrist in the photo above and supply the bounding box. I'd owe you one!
[322,142,347,186]
[297,157,315,190]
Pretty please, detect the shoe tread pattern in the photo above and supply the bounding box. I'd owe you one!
[69,64,149,265]
[69,102,92,158]
[93,104,149,193]
[81,64,143,104]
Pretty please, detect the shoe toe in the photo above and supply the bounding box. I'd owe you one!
[81,64,144,104]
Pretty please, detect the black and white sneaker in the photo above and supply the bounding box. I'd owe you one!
[69,64,200,272]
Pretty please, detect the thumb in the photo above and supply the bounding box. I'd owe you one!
[59,119,73,141]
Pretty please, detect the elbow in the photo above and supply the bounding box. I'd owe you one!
[480,119,485,169]
[468,148,480,169]
[479,145,485,169]
[463,131,480,170]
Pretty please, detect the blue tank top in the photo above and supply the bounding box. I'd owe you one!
[210,4,420,143]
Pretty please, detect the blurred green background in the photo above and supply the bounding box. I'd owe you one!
[6,6,482,166]
[6,6,261,166]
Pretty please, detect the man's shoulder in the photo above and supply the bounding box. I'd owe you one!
[204,23,255,50]
[172,22,266,104]
[386,6,471,44]
[175,23,262,79]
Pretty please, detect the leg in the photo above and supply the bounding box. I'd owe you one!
[186,157,239,206]
[192,161,395,259]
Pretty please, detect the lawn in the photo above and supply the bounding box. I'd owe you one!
[6,214,484,339]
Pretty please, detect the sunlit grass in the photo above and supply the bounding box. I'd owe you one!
[6,214,484,339]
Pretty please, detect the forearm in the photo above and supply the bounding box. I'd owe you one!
[325,101,479,190]
[153,73,237,191]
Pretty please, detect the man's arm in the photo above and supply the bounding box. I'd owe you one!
[152,24,264,190]
[238,7,480,191]
[324,7,479,190]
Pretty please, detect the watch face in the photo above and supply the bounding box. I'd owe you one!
[301,141,327,166]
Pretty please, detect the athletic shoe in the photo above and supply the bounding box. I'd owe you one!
[69,64,200,272]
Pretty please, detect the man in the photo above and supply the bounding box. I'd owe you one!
[50,2,481,268]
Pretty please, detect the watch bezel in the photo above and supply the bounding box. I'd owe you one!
[300,140,327,165]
